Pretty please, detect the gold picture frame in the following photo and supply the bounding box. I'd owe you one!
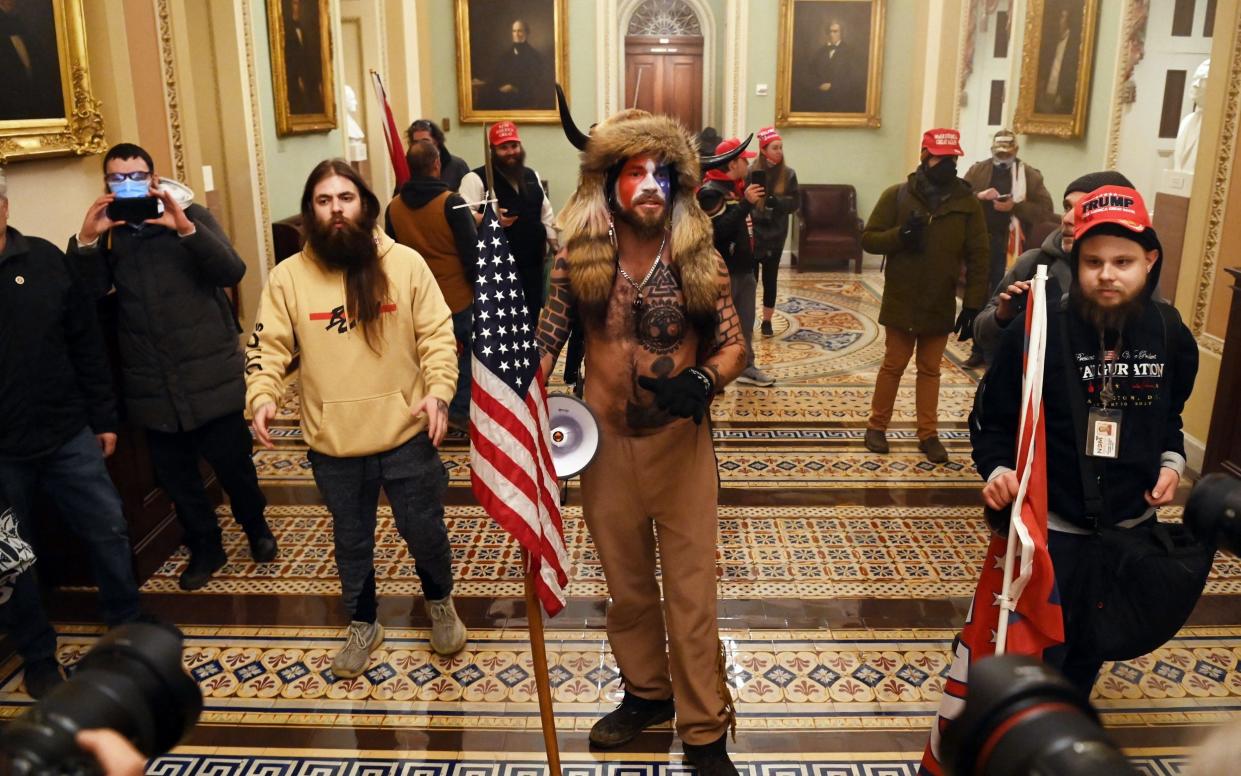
[454,0,568,124]
[266,0,336,136]
[0,0,105,163]
[1014,0,1099,138]
[775,0,884,128]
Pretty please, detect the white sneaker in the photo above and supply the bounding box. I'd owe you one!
[331,620,383,678]
[736,367,775,387]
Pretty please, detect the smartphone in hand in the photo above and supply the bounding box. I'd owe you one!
[749,169,767,188]
[106,197,162,223]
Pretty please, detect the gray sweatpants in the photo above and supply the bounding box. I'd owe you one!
[730,269,757,368]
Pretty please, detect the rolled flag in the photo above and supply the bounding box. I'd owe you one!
[370,70,410,187]
[919,264,1063,775]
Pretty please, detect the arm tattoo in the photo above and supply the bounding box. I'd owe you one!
[702,256,746,384]
[535,255,575,366]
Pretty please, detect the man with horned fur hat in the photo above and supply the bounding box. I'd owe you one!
[536,89,747,774]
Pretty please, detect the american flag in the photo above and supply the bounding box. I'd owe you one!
[468,205,569,615]
[920,266,1063,775]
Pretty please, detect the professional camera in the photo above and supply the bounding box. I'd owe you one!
[0,622,202,776]
[939,655,1138,776]
[1184,472,1241,556]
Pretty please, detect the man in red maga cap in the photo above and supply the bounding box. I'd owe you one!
[862,128,989,463]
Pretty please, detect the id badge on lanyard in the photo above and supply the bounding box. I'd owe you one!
[1087,342,1122,459]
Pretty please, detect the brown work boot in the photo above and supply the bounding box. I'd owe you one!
[864,429,889,454]
[919,436,949,463]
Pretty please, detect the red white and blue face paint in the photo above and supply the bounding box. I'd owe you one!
[615,154,672,213]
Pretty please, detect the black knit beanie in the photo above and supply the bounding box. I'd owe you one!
[1063,170,1135,201]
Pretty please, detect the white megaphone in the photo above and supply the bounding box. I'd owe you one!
[547,393,599,478]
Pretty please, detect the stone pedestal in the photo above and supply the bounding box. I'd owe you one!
[1152,169,1193,302]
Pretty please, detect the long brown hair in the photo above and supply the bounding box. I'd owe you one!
[300,159,389,353]
[751,152,788,196]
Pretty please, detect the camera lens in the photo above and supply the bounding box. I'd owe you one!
[0,623,202,776]
[941,655,1138,776]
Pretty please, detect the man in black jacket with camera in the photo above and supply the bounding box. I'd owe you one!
[972,185,1199,694]
[69,143,276,591]
[0,169,142,698]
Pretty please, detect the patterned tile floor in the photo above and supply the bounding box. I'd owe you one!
[144,750,1196,776]
[119,504,1241,601]
[18,270,1234,771]
[6,625,1240,735]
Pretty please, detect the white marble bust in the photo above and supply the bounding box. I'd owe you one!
[345,85,367,162]
[1173,59,1210,174]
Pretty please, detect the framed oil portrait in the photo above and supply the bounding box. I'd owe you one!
[454,0,568,124]
[267,0,337,136]
[776,0,884,128]
[1014,0,1099,138]
[0,0,105,163]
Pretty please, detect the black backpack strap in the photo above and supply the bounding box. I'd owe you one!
[1058,307,1104,528]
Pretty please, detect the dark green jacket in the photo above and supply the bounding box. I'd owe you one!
[862,173,990,335]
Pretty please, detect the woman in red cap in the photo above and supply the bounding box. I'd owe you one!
[747,127,799,337]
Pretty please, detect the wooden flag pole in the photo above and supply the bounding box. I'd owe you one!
[523,548,562,774]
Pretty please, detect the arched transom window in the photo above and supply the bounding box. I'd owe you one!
[627,0,702,37]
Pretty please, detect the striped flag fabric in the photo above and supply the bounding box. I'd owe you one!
[468,204,569,616]
[919,266,1064,775]
[369,70,410,187]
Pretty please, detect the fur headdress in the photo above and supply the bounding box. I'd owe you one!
[555,87,752,326]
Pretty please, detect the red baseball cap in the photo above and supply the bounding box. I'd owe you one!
[921,128,964,156]
[489,121,521,147]
[1072,185,1152,243]
[715,137,757,159]
[757,127,782,149]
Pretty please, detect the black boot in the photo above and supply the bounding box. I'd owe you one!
[683,733,739,776]
[23,658,64,699]
[588,692,675,748]
[179,545,228,590]
[245,524,278,563]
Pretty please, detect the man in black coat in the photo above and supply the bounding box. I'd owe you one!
[972,185,1198,695]
[69,143,276,591]
[0,171,142,698]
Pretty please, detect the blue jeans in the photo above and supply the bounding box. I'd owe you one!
[451,307,473,418]
[0,427,142,636]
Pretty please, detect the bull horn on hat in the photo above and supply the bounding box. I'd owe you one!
[700,134,754,171]
[556,83,590,151]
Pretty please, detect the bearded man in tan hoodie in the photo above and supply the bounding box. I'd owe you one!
[245,160,465,678]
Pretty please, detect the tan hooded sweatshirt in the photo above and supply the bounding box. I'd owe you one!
[245,231,458,457]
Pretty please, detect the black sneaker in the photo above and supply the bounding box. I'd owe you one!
[179,546,228,591]
[247,528,278,563]
[588,692,675,748]
[683,733,740,776]
[761,320,774,337]
[23,658,64,699]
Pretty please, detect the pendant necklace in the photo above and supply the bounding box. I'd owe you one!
[616,230,668,313]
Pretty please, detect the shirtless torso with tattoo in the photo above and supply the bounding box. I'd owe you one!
[536,154,746,436]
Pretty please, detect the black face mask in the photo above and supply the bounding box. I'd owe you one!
[925,158,957,185]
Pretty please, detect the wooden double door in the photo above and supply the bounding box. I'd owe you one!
[624,35,703,131]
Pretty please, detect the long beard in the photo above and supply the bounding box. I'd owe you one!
[493,148,526,177]
[615,198,667,239]
[1070,283,1147,334]
[307,215,377,271]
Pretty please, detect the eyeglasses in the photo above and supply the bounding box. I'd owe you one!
[105,171,151,184]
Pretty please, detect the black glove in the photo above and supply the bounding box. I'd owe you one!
[954,307,979,341]
[899,213,928,249]
[637,367,714,424]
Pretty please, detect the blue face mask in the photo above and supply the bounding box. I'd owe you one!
[107,177,150,199]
